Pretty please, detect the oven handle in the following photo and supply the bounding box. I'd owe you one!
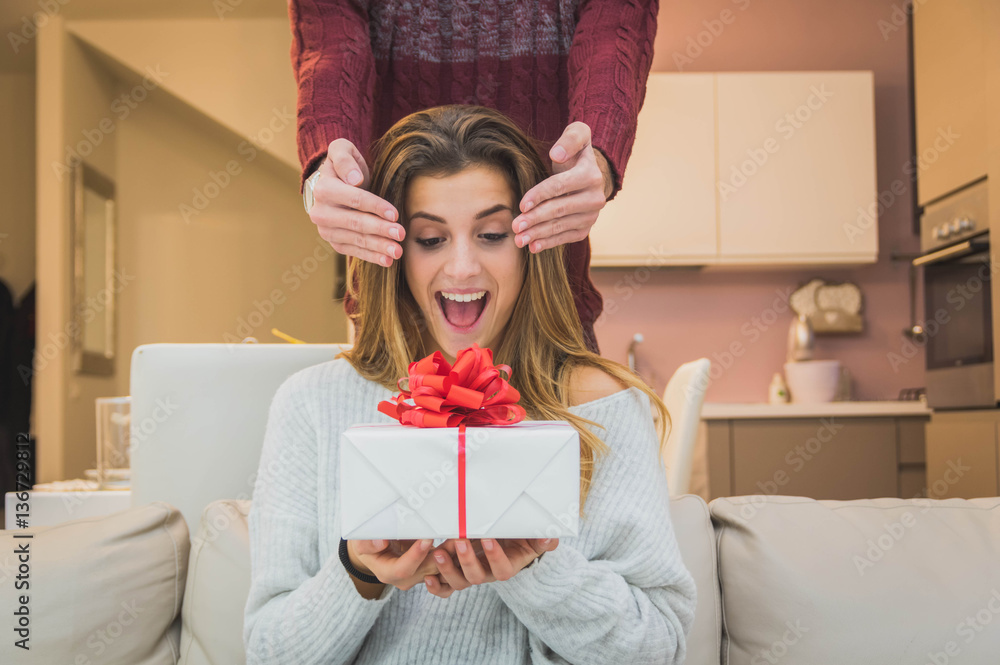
[913,239,990,266]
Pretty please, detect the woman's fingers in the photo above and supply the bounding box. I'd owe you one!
[432,545,473,590]
[352,538,389,556]
[455,539,495,585]
[391,539,434,577]
[424,574,454,598]
[479,538,516,581]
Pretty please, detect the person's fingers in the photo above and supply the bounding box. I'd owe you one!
[318,226,401,264]
[517,168,590,219]
[314,175,399,225]
[480,538,516,581]
[531,537,558,555]
[347,141,371,185]
[432,547,472,591]
[513,184,603,239]
[398,538,434,572]
[549,121,592,164]
[352,538,389,556]
[515,212,595,252]
[316,227,397,267]
[424,574,454,598]
[453,539,494,585]
[323,138,368,188]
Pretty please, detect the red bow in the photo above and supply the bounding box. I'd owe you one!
[377,344,526,427]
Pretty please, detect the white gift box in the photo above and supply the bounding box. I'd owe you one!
[339,421,580,540]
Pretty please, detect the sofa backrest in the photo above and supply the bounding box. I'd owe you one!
[710,494,1000,665]
[129,343,349,535]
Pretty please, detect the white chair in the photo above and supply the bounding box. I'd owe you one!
[660,358,711,497]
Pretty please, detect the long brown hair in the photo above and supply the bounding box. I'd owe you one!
[339,105,671,513]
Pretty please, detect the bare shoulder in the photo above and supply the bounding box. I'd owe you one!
[567,365,630,407]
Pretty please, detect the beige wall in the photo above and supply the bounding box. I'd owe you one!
[113,77,345,378]
[0,74,35,305]
[34,18,345,482]
[36,18,122,483]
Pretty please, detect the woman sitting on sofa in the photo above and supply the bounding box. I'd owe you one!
[243,105,696,665]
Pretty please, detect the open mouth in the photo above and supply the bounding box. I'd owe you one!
[436,290,490,332]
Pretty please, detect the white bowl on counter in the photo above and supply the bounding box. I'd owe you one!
[784,360,841,403]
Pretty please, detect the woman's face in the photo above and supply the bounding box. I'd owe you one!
[402,165,526,363]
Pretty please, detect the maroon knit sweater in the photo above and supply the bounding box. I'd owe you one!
[289,0,658,354]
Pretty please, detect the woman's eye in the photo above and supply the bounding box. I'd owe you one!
[481,233,510,242]
[415,238,443,248]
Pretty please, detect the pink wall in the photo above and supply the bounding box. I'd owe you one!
[592,0,926,402]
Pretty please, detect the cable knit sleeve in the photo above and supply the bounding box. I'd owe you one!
[567,0,659,201]
[289,0,377,192]
[490,386,696,665]
[243,369,398,665]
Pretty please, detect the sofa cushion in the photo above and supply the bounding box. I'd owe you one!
[0,500,189,664]
[710,495,1000,665]
[179,499,251,665]
[180,496,719,665]
[669,494,722,665]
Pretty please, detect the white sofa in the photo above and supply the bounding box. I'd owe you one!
[2,344,998,664]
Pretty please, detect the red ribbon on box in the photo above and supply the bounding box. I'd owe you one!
[377,344,526,538]
[377,343,526,428]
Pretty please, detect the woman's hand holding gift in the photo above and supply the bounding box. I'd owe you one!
[347,539,441,591]
[424,538,559,598]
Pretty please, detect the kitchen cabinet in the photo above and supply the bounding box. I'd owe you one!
[588,74,717,265]
[700,404,930,501]
[715,72,877,263]
[925,410,1000,498]
[590,72,878,267]
[912,0,988,205]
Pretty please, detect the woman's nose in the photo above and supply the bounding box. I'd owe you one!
[441,239,482,281]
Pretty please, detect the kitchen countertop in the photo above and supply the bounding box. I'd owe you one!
[701,400,931,419]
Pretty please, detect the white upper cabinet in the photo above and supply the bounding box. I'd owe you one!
[716,72,878,263]
[589,71,879,267]
[589,74,717,267]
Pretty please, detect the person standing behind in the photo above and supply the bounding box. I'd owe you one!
[290,0,659,354]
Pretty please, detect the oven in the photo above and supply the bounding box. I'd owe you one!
[914,178,993,410]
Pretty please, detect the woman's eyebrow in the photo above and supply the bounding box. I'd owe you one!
[409,203,512,224]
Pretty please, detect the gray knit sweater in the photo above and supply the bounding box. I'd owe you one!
[243,357,696,664]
